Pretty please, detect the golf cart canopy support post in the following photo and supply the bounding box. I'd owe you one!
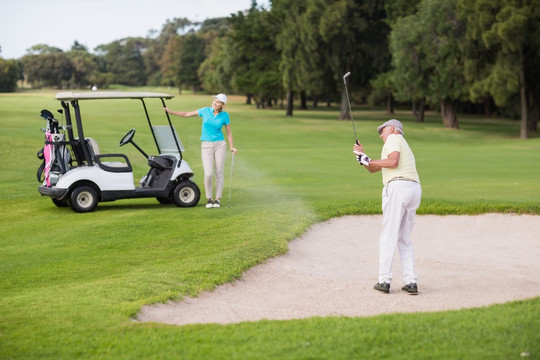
[159,97,184,166]
[139,97,183,163]
[71,101,93,166]
[60,101,84,166]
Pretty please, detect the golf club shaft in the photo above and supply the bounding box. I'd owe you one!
[343,72,359,144]
[227,152,235,207]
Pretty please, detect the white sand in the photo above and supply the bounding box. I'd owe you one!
[137,214,540,325]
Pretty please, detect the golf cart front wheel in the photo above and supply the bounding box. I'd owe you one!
[69,185,99,213]
[173,181,200,207]
[156,197,173,205]
[52,198,68,207]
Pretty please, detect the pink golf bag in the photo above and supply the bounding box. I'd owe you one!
[37,110,71,186]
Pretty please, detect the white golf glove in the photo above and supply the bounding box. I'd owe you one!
[354,151,371,166]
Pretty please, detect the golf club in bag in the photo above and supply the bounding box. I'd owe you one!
[342,72,359,145]
[227,152,235,207]
[37,109,71,187]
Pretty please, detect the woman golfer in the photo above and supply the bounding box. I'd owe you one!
[164,93,237,208]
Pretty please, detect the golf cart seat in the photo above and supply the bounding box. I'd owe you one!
[85,137,132,173]
[86,137,100,159]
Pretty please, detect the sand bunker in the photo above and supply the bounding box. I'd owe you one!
[137,214,540,325]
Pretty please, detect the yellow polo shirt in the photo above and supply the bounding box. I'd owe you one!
[381,134,420,186]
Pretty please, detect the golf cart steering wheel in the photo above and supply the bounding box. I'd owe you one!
[119,129,136,146]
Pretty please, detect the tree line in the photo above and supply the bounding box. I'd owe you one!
[1,0,538,138]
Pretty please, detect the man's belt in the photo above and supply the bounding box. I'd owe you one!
[388,176,419,184]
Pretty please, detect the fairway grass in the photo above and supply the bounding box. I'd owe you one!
[0,89,539,359]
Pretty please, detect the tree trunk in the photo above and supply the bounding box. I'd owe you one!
[440,98,459,128]
[254,97,261,109]
[286,90,294,116]
[245,94,252,105]
[484,98,492,117]
[339,88,350,120]
[386,91,394,115]
[416,99,425,123]
[519,66,528,139]
[528,85,539,132]
[300,91,307,110]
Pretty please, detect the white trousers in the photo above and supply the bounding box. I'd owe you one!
[201,141,227,200]
[379,180,422,285]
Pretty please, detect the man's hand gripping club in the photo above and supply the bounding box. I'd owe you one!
[353,143,371,166]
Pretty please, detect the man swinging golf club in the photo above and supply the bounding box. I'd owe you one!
[353,119,421,295]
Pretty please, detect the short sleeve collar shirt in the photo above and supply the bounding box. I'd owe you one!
[381,134,420,186]
[198,107,230,141]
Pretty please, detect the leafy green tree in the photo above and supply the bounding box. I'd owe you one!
[160,36,182,87]
[391,0,466,128]
[197,17,233,95]
[274,0,307,115]
[24,44,63,56]
[384,0,420,21]
[458,0,540,138]
[22,51,73,88]
[389,14,429,122]
[95,38,147,86]
[145,18,193,86]
[274,0,389,117]
[383,0,423,120]
[318,0,389,120]
[294,0,338,109]
[66,41,99,88]
[198,33,232,95]
[0,58,20,92]
[225,3,282,108]
[175,33,206,93]
[369,72,395,115]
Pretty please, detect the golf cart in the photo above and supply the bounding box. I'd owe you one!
[37,91,200,213]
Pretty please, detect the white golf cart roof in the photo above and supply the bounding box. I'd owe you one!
[55,91,174,101]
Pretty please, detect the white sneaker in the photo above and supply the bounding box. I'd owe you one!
[213,199,221,208]
[206,199,213,208]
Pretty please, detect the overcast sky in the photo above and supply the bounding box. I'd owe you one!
[0,0,271,59]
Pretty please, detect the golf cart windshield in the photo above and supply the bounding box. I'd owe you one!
[153,125,185,154]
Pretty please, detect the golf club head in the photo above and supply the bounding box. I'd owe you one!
[343,72,351,85]
[40,109,54,121]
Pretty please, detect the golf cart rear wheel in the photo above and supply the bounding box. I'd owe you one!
[69,185,98,213]
[173,180,200,207]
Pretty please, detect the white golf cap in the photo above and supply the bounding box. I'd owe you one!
[377,119,403,135]
[213,93,227,104]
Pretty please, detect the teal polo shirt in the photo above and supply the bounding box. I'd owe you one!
[198,107,230,141]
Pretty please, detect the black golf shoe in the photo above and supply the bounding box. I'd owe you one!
[402,283,418,295]
[374,282,390,294]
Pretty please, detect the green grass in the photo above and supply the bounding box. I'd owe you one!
[0,89,539,359]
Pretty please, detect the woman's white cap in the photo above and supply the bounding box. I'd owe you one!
[213,93,227,104]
